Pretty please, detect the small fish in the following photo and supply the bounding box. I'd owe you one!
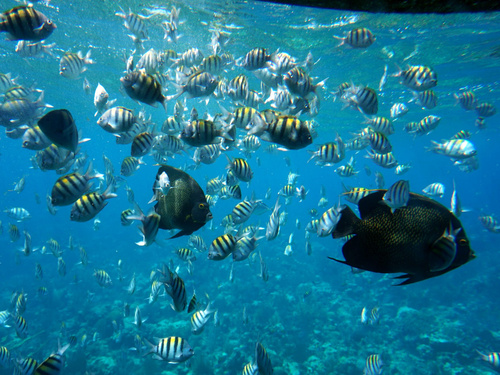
[4,207,31,222]
[429,139,476,160]
[382,180,410,213]
[98,106,136,134]
[208,234,237,261]
[126,204,160,247]
[51,162,102,206]
[144,337,194,364]
[454,91,477,111]
[259,252,269,282]
[35,342,70,375]
[83,77,91,95]
[59,51,94,79]
[475,102,496,118]
[390,103,409,119]
[121,71,167,111]
[317,205,343,237]
[394,65,437,91]
[395,163,411,175]
[70,186,117,222]
[94,83,115,116]
[13,315,28,338]
[477,350,500,372]
[255,342,273,375]
[120,156,144,177]
[364,354,383,375]
[160,266,187,312]
[188,235,207,252]
[94,269,112,287]
[191,301,215,334]
[266,198,280,241]
[134,306,146,328]
[0,5,56,41]
[422,183,445,198]
[334,27,375,48]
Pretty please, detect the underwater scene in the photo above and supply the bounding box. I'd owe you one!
[0,0,499,374]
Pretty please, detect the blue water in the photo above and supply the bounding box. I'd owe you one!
[0,0,499,374]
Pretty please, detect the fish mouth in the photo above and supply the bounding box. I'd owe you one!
[206,213,213,221]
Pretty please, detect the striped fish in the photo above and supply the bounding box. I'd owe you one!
[454,91,476,111]
[22,125,51,150]
[34,342,70,375]
[176,248,196,262]
[335,27,375,48]
[145,336,194,364]
[422,183,445,198]
[228,157,253,182]
[477,350,500,371]
[97,106,136,134]
[227,74,249,102]
[363,354,383,375]
[231,200,256,224]
[70,185,117,222]
[191,302,215,334]
[475,102,497,118]
[342,185,372,205]
[13,315,28,338]
[51,162,101,206]
[59,51,93,79]
[120,71,167,111]
[382,180,410,213]
[126,204,160,247]
[14,357,37,375]
[395,65,437,91]
[208,234,237,260]
[242,362,259,375]
[131,132,154,157]
[317,205,343,237]
[0,346,10,368]
[93,269,112,287]
[239,48,271,71]
[161,266,187,312]
[255,342,273,375]
[366,150,398,169]
[0,5,56,41]
[266,198,281,241]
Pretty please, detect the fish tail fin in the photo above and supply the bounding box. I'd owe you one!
[331,205,359,239]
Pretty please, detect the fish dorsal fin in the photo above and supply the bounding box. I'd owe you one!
[331,205,360,239]
[357,190,386,219]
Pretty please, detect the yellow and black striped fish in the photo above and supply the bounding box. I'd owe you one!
[231,200,255,224]
[396,65,437,91]
[263,115,313,150]
[34,342,70,375]
[180,119,225,147]
[240,48,271,71]
[207,234,237,260]
[0,5,56,41]
[228,157,253,182]
[59,51,93,79]
[120,71,167,111]
[70,186,117,222]
[145,336,194,363]
[227,74,249,102]
[51,163,99,206]
[120,156,141,177]
[94,269,112,287]
[121,208,135,226]
[131,132,154,157]
[176,247,196,262]
[335,27,375,48]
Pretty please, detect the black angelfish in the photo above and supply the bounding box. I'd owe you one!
[330,191,475,285]
[37,109,78,152]
[154,165,212,239]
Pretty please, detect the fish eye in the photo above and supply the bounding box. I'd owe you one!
[459,238,468,245]
[199,203,205,209]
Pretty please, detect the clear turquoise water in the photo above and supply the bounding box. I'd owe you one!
[0,1,499,374]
